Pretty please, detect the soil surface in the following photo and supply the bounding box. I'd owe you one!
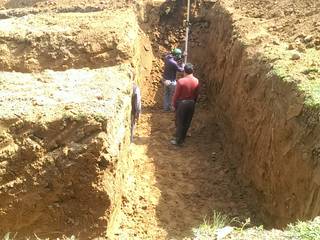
[0,0,320,238]
[117,109,257,239]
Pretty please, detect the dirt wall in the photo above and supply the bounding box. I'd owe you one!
[0,66,133,239]
[191,2,320,227]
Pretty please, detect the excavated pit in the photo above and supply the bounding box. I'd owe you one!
[1,0,320,238]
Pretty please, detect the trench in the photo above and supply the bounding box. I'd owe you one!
[0,0,319,239]
[119,0,320,237]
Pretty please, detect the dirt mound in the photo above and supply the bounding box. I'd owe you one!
[0,65,133,239]
[0,8,141,72]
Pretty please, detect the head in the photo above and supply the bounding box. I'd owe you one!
[184,63,194,75]
[171,48,182,60]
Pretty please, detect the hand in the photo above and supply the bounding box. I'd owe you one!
[164,80,171,86]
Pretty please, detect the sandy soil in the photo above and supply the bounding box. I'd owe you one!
[0,0,319,238]
[117,109,258,239]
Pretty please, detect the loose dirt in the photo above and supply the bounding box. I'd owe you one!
[1,0,320,238]
[118,109,257,239]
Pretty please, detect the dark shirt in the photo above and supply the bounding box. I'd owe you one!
[172,74,199,108]
[163,54,184,81]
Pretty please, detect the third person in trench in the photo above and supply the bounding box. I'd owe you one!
[171,63,199,146]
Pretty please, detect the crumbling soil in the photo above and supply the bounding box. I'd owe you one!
[0,65,133,239]
[1,0,320,239]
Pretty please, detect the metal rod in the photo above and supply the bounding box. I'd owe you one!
[184,0,191,64]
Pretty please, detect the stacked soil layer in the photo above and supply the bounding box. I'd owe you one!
[0,3,153,238]
[0,9,142,72]
[0,66,133,238]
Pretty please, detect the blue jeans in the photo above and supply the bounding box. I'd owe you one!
[163,81,176,111]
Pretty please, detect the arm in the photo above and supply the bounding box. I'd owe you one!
[170,58,184,73]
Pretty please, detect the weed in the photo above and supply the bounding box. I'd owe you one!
[192,211,235,238]
[285,217,320,240]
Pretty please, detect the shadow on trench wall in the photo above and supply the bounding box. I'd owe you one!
[133,1,259,238]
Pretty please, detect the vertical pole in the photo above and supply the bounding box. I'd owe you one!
[184,0,191,64]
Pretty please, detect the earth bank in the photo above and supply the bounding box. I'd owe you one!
[189,0,320,227]
[0,0,320,239]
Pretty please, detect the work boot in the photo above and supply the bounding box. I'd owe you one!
[170,139,182,147]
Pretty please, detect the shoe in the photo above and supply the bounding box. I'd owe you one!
[170,139,182,146]
[170,139,178,145]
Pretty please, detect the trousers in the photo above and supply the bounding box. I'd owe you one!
[131,113,137,143]
[175,100,195,144]
[163,81,176,111]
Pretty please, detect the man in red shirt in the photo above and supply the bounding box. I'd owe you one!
[171,63,199,146]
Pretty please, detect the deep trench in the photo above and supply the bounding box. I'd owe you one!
[0,1,319,239]
[135,0,320,233]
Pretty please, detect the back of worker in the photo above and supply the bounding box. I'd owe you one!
[171,63,199,146]
[173,75,199,102]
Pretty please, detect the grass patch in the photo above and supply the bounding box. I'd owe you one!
[286,217,320,240]
[192,211,236,239]
[263,44,320,108]
[193,216,320,240]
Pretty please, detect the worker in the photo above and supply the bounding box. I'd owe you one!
[131,83,141,143]
[162,48,185,112]
[171,63,199,146]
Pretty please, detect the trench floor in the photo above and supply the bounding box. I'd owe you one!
[117,109,257,239]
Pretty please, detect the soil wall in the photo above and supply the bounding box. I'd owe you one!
[0,66,133,239]
[0,4,154,238]
[191,2,320,227]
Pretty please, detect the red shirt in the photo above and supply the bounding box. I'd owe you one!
[172,74,199,108]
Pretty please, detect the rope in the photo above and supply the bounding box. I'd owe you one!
[184,0,191,64]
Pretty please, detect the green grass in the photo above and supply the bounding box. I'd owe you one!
[193,215,320,240]
[192,211,237,238]
[286,218,320,240]
[263,44,320,109]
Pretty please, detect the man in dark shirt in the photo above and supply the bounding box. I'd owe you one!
[171,63,199,146]
[162,48,185,112]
